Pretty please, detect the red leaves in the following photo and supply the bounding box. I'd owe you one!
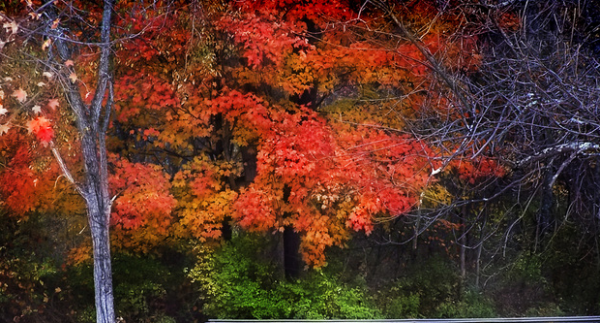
[0,146,37,214]
[109,157,177,251]
[27,116,53,146]
[0,144,60,215]
[218,14,310,68]
[222,106,434,267]
[453,157,505,185]
[209,90,272,145]
[114,72,179,122]
[233,187,277,231]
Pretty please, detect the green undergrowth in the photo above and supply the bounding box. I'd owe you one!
[188,233,382,319]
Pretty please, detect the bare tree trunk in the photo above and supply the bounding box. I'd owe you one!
[460,204,467,280]
[46,0,116,321]
[460,227,466,279]
[87,201,114,323]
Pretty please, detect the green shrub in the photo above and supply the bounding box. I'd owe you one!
[189,233,381,319]
[385,293,420,318]
[379,256,461,318]
[435,290,497,318]
[112,254,174,323]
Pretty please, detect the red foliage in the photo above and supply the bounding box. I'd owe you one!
[27,116,53,146]
[109,156,177,251]
[0,0,505,268]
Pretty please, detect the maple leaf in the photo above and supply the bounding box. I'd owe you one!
[64,60,74,67]
[47,99,59,110]
[42,39,52,50]
[69,72,78,83]
[32,105,42,114]
[51,18,60,29]
[27,116,54,146]
[0,123,10,135]
[29,12,41,20]
[3,21,18,34]
[12,88,27,103]
[0,105,7,116]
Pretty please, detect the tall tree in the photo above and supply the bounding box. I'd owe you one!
[1,1,117,322]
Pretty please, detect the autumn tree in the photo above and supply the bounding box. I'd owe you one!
[119,0,499,276]
[0,1,175,322]
[1,0,503,317]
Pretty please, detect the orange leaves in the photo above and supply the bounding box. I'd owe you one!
[223,105,433,266]
[0,144,59,215]
[67,244,93,266]
[496,10,521,32]
[297,213,335,267]
[27,116,53,146]
[173,157,240,241]
[0,146,38,214]
[109,157,177,251]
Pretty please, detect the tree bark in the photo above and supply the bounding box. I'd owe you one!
[87,197,115,323]
[45,0,116,321]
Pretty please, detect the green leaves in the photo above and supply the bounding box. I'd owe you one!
[190,234,382,319]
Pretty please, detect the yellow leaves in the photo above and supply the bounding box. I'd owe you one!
[173,157,243,241]
[67,244,92,265]
[280,54,315,95]
[179,190,238,240]
[420,183,452,208]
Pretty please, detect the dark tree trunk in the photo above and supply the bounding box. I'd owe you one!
[283,226,302,279]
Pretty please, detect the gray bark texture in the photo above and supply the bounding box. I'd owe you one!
[47,0,116,322]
